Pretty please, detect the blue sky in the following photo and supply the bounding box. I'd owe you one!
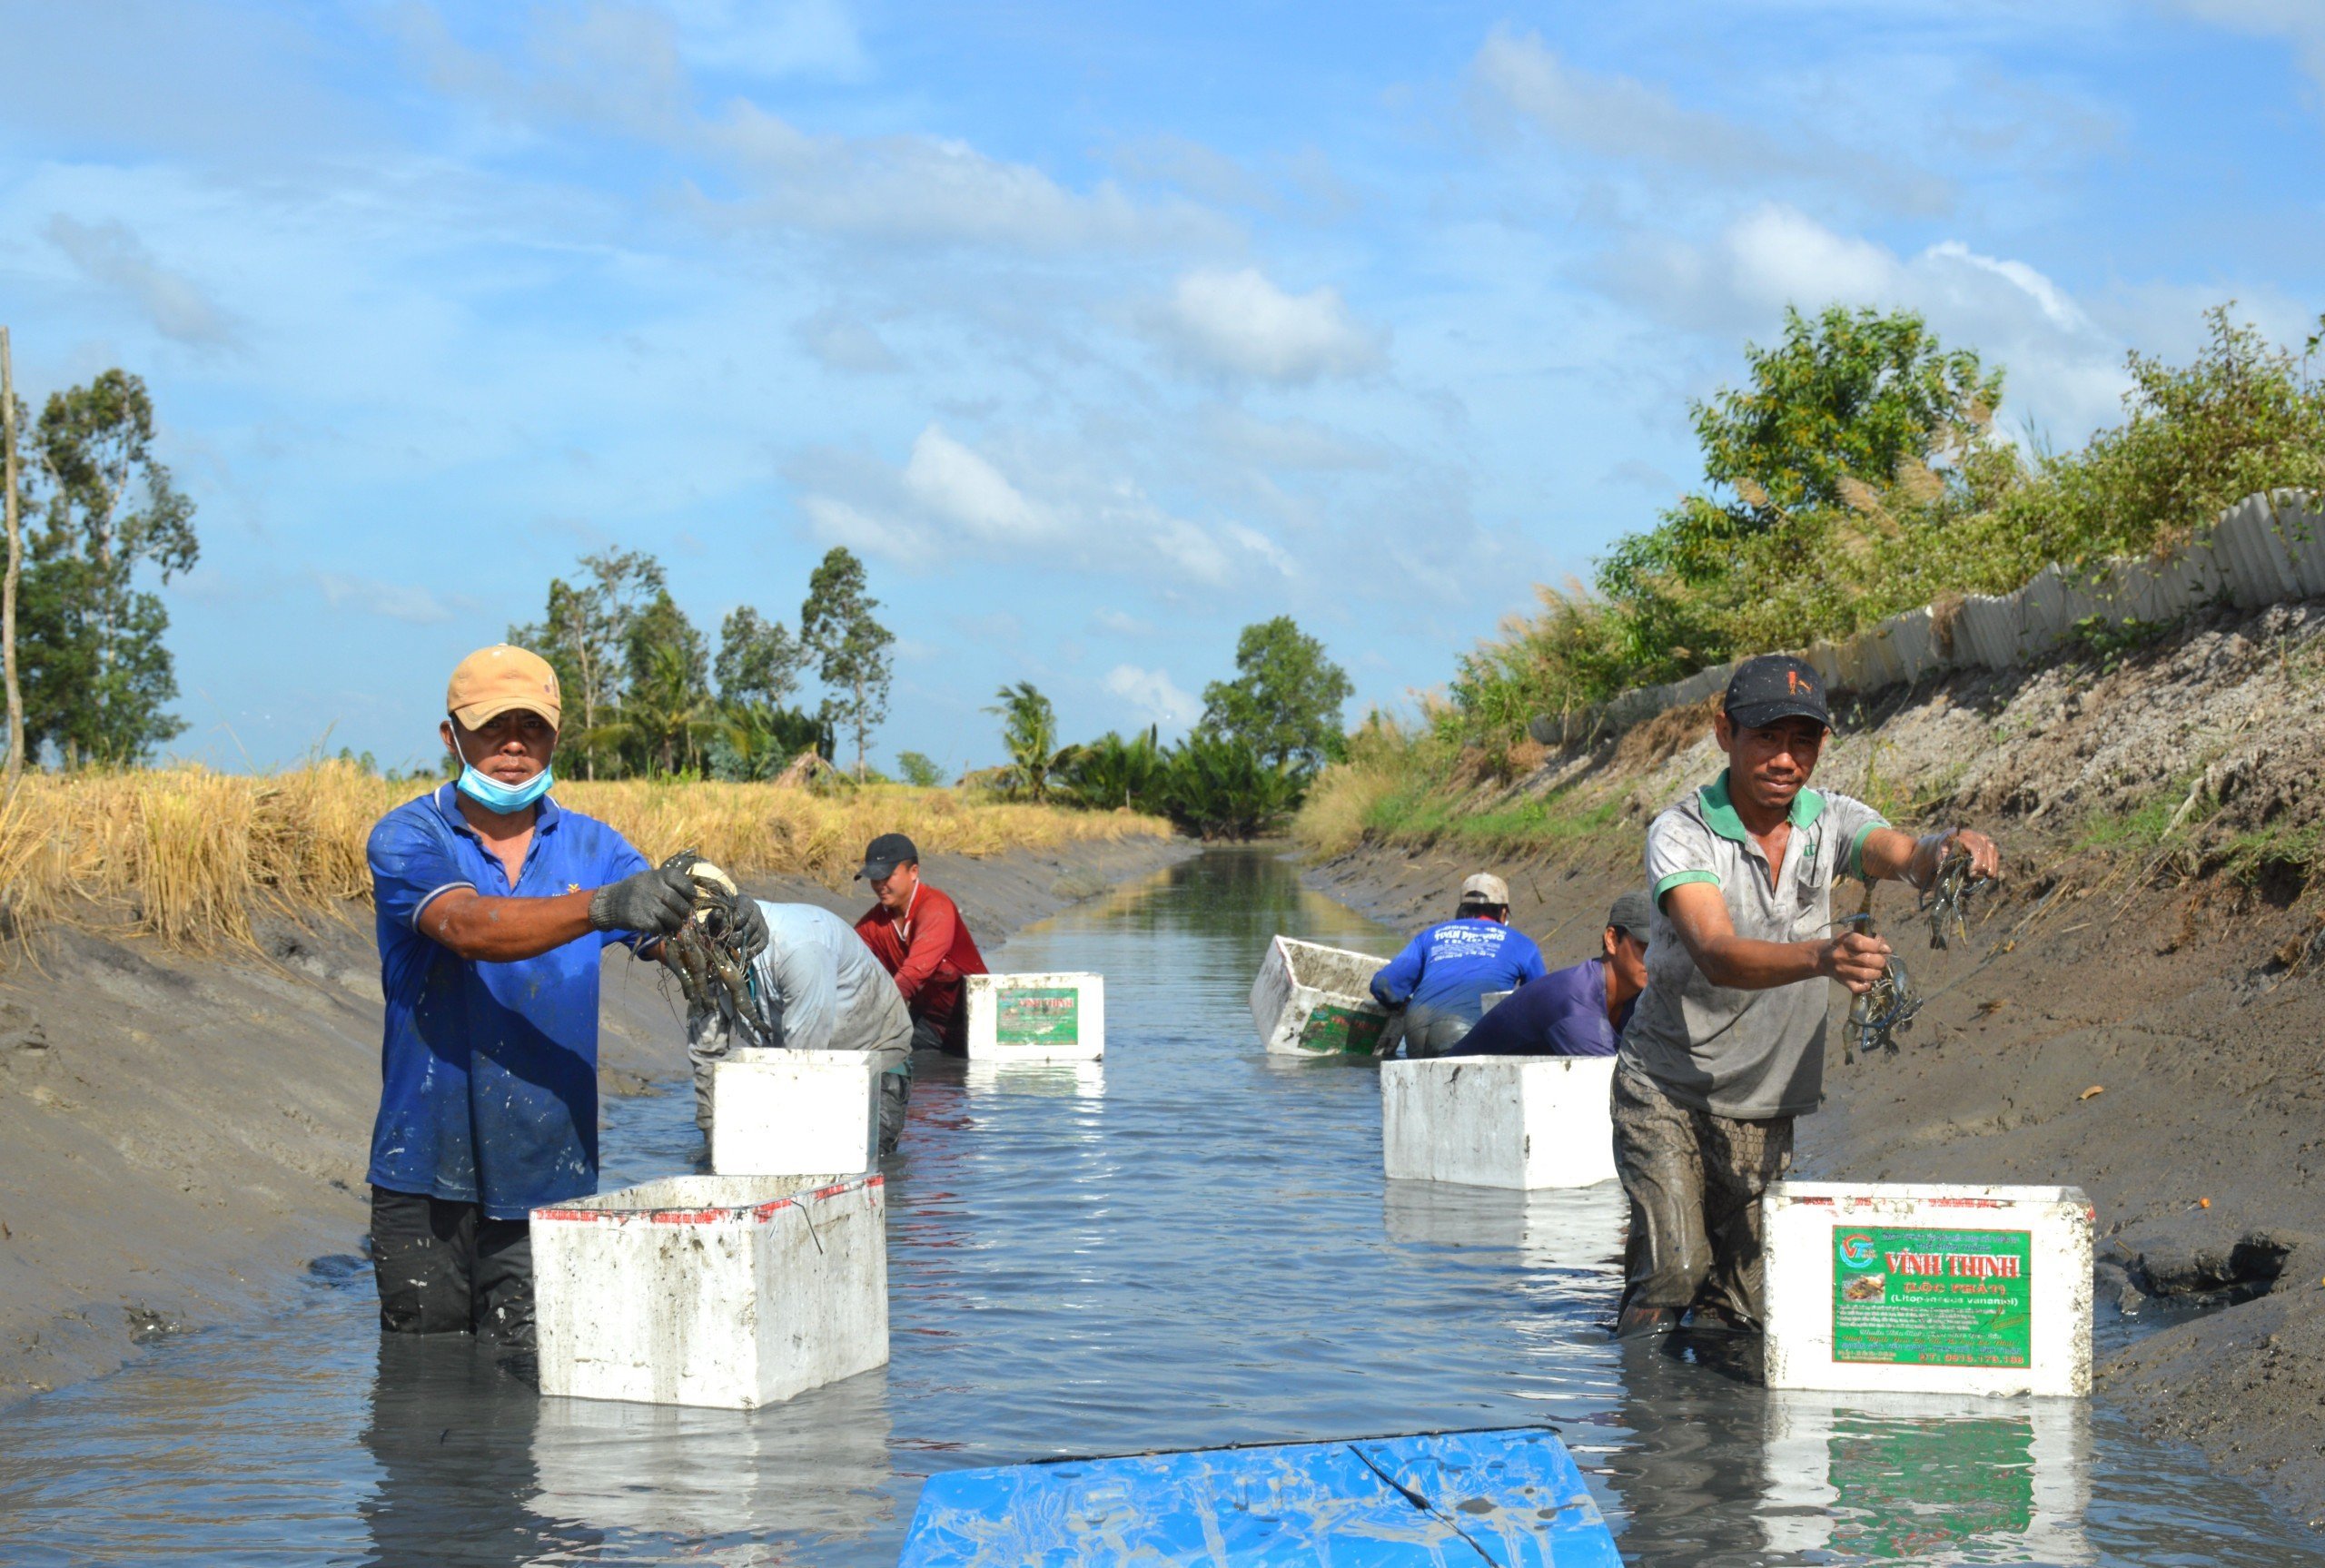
[1,1,2319,774]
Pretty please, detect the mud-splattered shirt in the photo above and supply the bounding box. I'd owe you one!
[1620,770,1886,1119]
[365,784,649,1219]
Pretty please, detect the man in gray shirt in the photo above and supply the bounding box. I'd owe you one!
[1613,654,2002,1339]
[688,902,916,1155]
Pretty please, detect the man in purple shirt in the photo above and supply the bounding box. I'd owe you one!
[1447,891,1653,1058]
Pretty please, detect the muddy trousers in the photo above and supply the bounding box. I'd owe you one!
[370,1186,534,1345]
[1398,1005,1477,1059]
[1609,1062,1794,1329]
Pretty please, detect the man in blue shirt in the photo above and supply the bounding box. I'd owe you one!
[364,645,757,1345]
[1447,891,1653,1058]
[1370,873,1548,1057]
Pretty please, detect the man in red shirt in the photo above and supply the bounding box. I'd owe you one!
[854,833,988,1058]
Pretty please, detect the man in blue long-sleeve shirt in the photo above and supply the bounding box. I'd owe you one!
[1370,873,1548,1057]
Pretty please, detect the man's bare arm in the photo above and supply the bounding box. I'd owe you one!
[420,887,597,963]
[1661,881,1892,996]
[1858,825,2003,889]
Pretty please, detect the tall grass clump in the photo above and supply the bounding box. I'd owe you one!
[0,764,1169,955]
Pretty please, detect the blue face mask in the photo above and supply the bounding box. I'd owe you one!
[450,721,555,814]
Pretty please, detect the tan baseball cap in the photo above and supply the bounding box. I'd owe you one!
[447,645,561,729]
[1459,872,1510,907]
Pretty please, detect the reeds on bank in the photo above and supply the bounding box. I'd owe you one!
[0,763,1171,954]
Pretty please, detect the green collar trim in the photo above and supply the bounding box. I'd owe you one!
[1699,769,1825,843]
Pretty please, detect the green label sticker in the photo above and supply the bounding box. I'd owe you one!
[1832,1226,2032,1367]
[1298,1003,1387,1055]
[997,987,1080,1046]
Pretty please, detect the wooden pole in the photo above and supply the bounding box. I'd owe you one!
[2,326,23,787]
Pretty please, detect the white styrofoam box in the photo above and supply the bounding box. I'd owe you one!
[1764,1182,2094,1398]
[964,971,1104,1062]
[710,1048,878,1177]
[964,1060,1104,1099]
[1250,934,1402,1058]
[531,1380,895,1542]
[1760,1394,2092,1564]
[1380,1054,1618,1189]
[534,1172,888,1410]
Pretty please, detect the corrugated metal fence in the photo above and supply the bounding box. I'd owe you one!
[1532,489,2325,745]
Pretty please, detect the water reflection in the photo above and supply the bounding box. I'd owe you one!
[1761,1395,2092,1564]
[1381,1178,1625,1292]
[531,1372,896,1552]
[360,1336,597,1568]
[963,1060,1105,1099]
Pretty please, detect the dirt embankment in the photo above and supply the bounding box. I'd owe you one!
[0,833,1192,1407]
[1311,597,2325,1525]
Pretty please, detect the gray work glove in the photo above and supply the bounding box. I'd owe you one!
[589,864,696,936]
[731,897,769,962]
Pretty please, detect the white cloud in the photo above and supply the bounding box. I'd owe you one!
[46,214,237,346]
[796,422,1303,587]
[709,104,1226,250]
[1160,267,1381,382]
[1469,28,1952,214]
[1104,664,1201,730]
[2165,1,2325,87]
[311,571,459,624]
[1090,607,1154,636]
[1724,205,1897,308]
[1598,203,2133,441]
[658,0,870,82]
[795,307,900,372]
[902,425,1055,543]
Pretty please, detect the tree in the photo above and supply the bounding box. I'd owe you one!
[715,606,806,707]
[1155,730,1303,839]
[984,681,1081,804]
[1596,305,2005,676]
[618,590,712,774]
[895,750,946,788]
[509,549,667,779]
[2,330,22,789]
[799,547,894,781]
[1056,726,1162,810]
[1199,616,1353,773]
[19,370,198,764]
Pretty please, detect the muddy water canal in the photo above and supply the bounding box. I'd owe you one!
[0,847,2318,1564]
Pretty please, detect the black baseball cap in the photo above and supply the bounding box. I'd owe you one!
[1607,889,1654,942]
[856,833,920,882]
[1724,654,1829,731]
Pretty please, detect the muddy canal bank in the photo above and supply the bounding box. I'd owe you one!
[0,832,1192,1408]
[1311,808,2325,1530]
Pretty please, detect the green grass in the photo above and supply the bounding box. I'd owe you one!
[2073,797,2179,854]
[1361,785,1626,853]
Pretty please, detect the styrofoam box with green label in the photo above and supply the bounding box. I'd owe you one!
[1380,1055,1618,1189]
[533,1172,888,1410]
[964,972,1104,1062]
[709,1049,879,1178]
[1249,934,1404,1058]
[1763,1181,2094,1398]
